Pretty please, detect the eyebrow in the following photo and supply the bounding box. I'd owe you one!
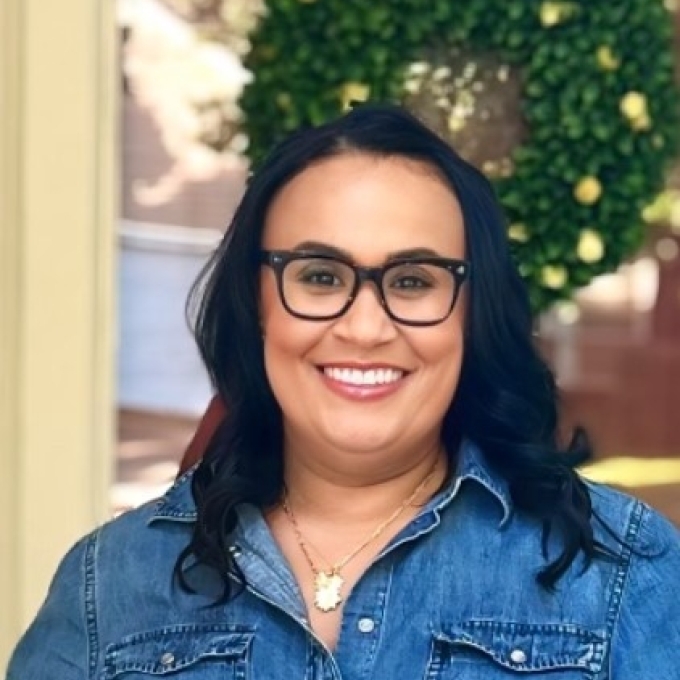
[291,240,445,262]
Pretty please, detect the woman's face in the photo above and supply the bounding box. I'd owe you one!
[260,153,467,465]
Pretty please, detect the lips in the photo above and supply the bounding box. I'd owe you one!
[317,363,410,401]
[322,366,405,386]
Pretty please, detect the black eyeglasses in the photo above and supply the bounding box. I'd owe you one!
[260,250,470,327]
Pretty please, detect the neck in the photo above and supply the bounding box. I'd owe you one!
[280,439,449,524]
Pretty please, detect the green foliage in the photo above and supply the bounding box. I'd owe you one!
[241,0,679,312]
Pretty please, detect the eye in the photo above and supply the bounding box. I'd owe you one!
[392,275,433,289]
[290,259,352,290]
[300,269,342,287]
[386,265,437,293]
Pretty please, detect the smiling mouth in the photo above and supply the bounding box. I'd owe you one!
[321,366,406,387]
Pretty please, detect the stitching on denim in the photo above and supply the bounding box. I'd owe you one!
[603,498,644,679]
[458,619,604,638]
[358,562,393,679]
[148,466,199,524]
[432,623,604,673]
[84,530,100,679]
[460,467,512,527]
[103,628,254,677]
[109,624,255,647]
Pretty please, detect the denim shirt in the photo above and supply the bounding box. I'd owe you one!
[8,441,680,679]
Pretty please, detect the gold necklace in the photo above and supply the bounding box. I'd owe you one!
[281,461,438,613]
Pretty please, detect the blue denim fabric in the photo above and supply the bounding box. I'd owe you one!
[7,441,680,679]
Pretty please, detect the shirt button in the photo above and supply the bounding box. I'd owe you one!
[160,652,175,666]
[510,649,527,664]
[228,545,241,557]
[357,617,375,634]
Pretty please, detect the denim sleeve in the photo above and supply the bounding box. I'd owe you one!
[610,505,680,677]
[6,532,97,680]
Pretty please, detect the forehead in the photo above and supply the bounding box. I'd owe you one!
[261,153,465,262]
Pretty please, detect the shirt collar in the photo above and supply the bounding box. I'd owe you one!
[150,439,513,526]
[431,438,513,527]
[149,466,197,524]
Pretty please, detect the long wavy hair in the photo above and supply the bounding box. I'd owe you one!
[177,103,609,599]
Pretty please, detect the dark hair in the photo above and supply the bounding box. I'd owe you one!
[177,103,610,599]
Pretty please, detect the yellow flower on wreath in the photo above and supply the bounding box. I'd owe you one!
[340,82,371,111]
[619,91,652,131]
[577,229,605,263]
[540,1,577,27]
[541,265,568,289]
[596,45,620,71]
[508,223,530,243]
[620,91,648,120]
[574,176,603,205]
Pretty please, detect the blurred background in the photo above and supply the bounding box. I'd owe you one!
[2,0,679,666]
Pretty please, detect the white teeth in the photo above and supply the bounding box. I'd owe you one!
[323,367,404,386]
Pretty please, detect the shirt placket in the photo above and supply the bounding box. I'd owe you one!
[332,560,394,680]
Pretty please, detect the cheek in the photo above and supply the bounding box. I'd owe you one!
[262,320,328,428]
[260,277,326,380]
[412,319,465,392]
[418,313,464,363]
[261,315,303,411]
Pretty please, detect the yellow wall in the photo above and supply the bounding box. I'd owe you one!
[0,0,117,667]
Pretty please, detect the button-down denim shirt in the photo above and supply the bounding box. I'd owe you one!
[8,442,680,679]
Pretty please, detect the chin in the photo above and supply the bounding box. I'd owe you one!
[319,423,406,456]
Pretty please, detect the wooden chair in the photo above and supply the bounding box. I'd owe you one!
[178,395,225,475]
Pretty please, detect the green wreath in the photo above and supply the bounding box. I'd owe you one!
[240,0,679,312]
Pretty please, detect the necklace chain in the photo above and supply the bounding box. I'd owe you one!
[280,460,439,612]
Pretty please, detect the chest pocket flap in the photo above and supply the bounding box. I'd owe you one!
[104,624,254,678]
[432,620,606,674]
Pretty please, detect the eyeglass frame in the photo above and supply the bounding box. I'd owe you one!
[260,249,471,327]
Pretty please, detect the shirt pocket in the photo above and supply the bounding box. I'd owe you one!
[425,620,606,679]
[102,624,254,679]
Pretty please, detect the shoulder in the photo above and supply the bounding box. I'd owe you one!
[585,485,680,674]
[54,478,198,625]
[585,480,679,557]
[96,472,197,563]
[50,470,198,586]
[7,478,198,678]
[38,499,178,593]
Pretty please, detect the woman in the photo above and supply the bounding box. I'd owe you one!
[9,104,680,678]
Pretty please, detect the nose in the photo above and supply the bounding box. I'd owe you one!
[330,281,398,346]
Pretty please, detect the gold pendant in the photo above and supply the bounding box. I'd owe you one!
[313,570,344,612]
